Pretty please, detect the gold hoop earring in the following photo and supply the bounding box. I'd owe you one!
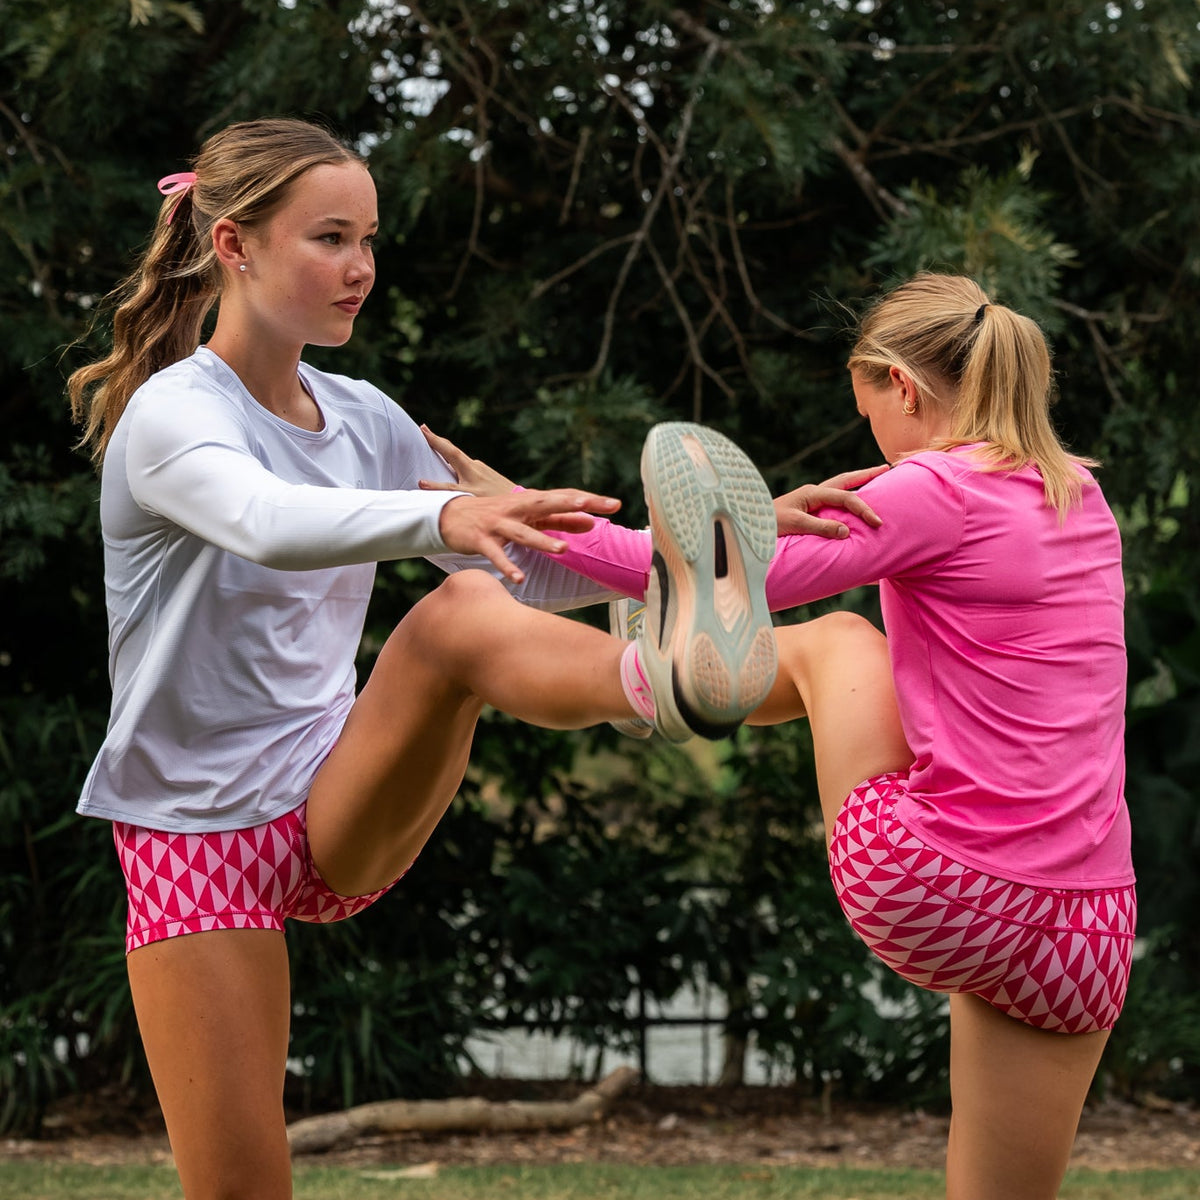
[902,399,917,416]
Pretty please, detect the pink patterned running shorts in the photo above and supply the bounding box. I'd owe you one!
[114,803,399,954]
[830,773,1136,1034]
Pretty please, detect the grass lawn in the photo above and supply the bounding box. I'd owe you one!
[2,1161,1198,1200]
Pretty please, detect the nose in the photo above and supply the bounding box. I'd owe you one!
[348,244,375,287]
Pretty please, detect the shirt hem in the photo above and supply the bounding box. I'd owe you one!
[892,805,1137,892]
[77,792,308,835]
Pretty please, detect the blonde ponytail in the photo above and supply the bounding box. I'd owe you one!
[847,273,1095,515]
[68,118,362,464]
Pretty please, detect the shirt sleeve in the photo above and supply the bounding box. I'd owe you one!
[126,391,461,570]
[765,457,966,609]
[386,410,621,612]
[544,518,653,598]
[518,456,966,611]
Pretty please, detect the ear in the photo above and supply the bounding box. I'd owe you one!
[888,365,920,409]
[211,218,248,273]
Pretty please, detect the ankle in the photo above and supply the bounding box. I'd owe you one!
[619,642,656,722]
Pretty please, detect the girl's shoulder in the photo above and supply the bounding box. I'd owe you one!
[128,348,247,428]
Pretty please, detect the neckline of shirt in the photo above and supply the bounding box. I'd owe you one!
[195,346,337,441]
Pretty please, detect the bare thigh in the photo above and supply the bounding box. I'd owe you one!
[750,612,913,836]
[947,992,1110,1200]
[126,929,293,1200]
[306,570,629,896]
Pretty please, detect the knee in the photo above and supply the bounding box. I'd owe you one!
[413,569,510,624]
[808,610,881,640]
[776,610,884,664]
[400,569,512,658]
[436,568,511,604]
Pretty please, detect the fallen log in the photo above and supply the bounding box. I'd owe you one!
[286,1065,640,1155]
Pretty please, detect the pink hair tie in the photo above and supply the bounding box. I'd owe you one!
[157,171,197,225]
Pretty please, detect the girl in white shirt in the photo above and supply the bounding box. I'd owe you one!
[69,117,786,1200]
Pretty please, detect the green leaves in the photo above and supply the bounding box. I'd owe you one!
[867,165,1076,330]
[3,0,1200,1128]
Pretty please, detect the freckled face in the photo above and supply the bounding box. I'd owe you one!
[241,161,378,349]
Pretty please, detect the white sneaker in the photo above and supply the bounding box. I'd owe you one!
[635,422,778,743]
[608,597,654,739]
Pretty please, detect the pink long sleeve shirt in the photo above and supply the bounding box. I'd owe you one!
[554,447,1132,890]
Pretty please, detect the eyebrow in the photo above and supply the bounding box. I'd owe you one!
[315,216,380,229]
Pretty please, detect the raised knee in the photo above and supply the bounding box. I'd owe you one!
[774,610,889,683]
[809,610,879,639]
[401,569,512,652]
[419,568,510,617]
[439,568,510,600]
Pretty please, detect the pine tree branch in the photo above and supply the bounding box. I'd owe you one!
[830,135,910,221]
[585,39,720,383]
[558,126,591,226]
[723,180,812,339]
[645,231,736,407]
[768,415,866,478]
[529,234,641,301]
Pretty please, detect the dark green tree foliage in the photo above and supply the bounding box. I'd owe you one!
[2,0,1198,1128]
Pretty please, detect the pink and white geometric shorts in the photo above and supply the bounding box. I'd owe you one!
[113,802,398,955]
[830,773,1137,1034]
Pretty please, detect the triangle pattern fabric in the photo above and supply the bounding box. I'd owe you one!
[112,805,401,953]
[829,774,1136,1035]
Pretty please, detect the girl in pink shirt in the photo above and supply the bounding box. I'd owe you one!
[432,272,1134,1200]
[774,274,1135,1200]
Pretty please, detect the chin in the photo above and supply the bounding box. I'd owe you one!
[314,329,355,348]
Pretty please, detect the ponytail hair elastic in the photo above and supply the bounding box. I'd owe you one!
[157,171,198,225]
[974,303,989,324]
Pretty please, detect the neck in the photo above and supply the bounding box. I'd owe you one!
[206,325,322,432]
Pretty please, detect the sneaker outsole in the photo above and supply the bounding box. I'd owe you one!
[638,422,778,741]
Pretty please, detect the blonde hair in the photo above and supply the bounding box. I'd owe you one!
[68,118,363,463]
[847,272,1095,514]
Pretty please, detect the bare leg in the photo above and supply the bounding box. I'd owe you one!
[751,614,1109,1197]
[946,993,1109,1200]
[125,575,637,1198]
[127,929,292,1200]
[306,570,635,895]
[748,612,913,836]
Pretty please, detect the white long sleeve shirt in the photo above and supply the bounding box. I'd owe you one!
[78,347,613,831]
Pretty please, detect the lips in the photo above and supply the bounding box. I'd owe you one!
[335,297,363,315]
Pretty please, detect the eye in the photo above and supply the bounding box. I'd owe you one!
[320,232,342,245]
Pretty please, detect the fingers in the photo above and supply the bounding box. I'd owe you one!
[420,424,466,468]
[420,425,518,497]
[522,488,621,519]
[437,491,621,582]
[805,486,882,528]
[823,464,890,490]
[418,479,464,492]
[783,514,850,539]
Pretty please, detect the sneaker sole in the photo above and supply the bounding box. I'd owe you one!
[640,422,778,740]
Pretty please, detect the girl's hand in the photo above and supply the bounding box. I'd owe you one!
[419,425,515,497]
[438,489,621,584]
[774,465,889,537]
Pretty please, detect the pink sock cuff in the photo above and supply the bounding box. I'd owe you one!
[619,642,656,722]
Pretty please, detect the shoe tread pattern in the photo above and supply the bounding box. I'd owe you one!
[646,423,776,565]
[640,422,778,739]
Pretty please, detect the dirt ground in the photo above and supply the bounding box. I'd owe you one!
[3,1082,1198,1173]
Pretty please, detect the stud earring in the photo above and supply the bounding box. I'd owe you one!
[239,264,247,272]
[902,399,917,415]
